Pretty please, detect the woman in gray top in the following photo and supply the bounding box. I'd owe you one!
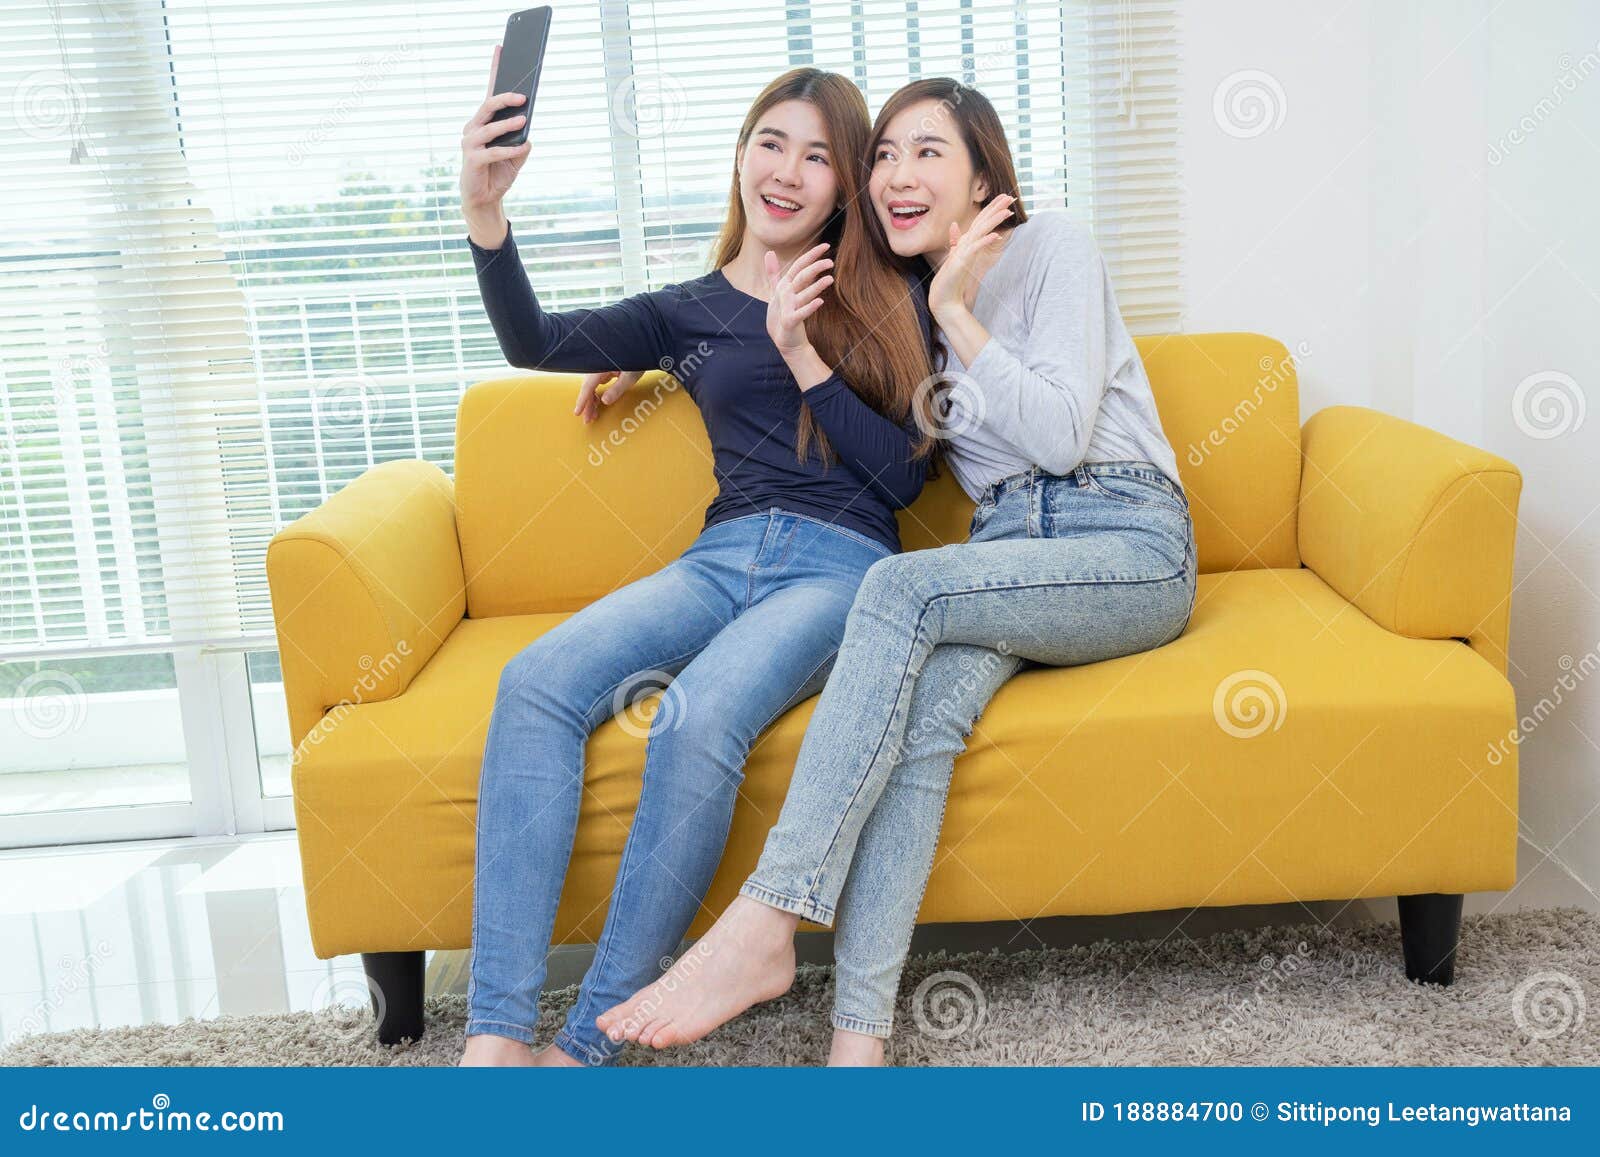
[596,78,1199,1065]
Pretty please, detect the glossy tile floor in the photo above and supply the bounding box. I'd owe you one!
[2,830,1593,1051]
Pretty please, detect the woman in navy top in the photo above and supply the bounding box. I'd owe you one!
[460,62,934,1068]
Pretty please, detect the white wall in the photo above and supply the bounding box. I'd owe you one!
[1182,0,1600,912]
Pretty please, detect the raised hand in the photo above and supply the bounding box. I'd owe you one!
[573,370,642,423]
[460,45,534,238]
[927,194,1015,321]
[763,243,834,358]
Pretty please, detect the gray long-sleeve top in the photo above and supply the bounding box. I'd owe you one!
[937,210,1182,499]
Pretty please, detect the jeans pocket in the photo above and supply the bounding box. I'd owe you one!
[1084,470,1187,515]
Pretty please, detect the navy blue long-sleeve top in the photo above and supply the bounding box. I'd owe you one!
[468,222,930,552]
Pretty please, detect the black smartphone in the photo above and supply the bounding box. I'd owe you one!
[487,7,552,148]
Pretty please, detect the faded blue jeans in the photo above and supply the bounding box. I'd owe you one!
[466,507,892,1063]
[741,461,1199,1036]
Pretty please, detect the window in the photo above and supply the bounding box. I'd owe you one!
[0,0,1181,843]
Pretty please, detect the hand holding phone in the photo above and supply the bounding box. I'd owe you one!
[486,7,551,147]
[460,9,551,245]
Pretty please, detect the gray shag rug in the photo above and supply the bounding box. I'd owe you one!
[4,908,1595,1066]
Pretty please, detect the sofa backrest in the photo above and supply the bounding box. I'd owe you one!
[455,331,1302,618]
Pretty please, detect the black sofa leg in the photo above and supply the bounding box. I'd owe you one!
[361,950,426,1044]
[1397,893,1464,985]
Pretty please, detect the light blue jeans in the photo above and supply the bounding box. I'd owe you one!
[741,461,1199,1036]
[466,507,892,1063]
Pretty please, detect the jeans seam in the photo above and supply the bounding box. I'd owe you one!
[577,644,705,726]
[755,646,839,736]
[795,557,1190,911]
[551,1025,613,1066]
[746,513,781,608]
[839,688,969,1036]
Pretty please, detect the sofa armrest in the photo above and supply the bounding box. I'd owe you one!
[1298,405,1522,674]
[267,459,466,750]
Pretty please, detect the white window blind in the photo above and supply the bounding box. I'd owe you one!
[0,0,1182,660]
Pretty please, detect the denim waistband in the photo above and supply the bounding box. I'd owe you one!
[973,460,1183,506]
[700,506,896,558]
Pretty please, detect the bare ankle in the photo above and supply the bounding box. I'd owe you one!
[460,1033,536,1066]
[827,1027,886,1066]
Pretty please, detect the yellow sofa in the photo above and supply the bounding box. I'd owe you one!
[267,332,1522,1044]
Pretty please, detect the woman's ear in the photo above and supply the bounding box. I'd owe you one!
[973,174,991,204]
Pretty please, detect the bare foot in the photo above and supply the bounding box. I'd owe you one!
[459,1033,536,1066]
[595,895,800,1048]
[827,1028,886,1066]
[530,1042,585,1067]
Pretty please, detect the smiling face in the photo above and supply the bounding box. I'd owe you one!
[868,98,991,260]
[736,98,841,254]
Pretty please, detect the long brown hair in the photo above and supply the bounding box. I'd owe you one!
[864,78,1027,447]
[711,68,934,466]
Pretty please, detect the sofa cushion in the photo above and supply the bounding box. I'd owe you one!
[454,334,1304,618]
[290,568,1514,958]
